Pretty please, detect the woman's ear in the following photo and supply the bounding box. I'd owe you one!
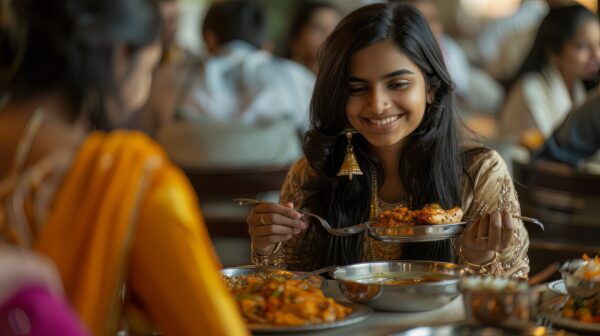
[426,88,436,105]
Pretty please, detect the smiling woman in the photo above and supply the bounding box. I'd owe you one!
[346,40,428,149]
[245,2,530,279]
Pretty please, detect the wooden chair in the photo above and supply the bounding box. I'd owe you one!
[184,165,291,238]
[512,160,600,273]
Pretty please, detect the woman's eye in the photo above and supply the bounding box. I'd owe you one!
[389,81,410,90]
[349,86,367,95]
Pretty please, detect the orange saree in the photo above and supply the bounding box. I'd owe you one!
[30,131,247,335]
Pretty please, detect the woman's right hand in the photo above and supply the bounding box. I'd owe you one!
[247,202,307,256]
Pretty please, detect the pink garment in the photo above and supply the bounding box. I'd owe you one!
[0,285,89,336]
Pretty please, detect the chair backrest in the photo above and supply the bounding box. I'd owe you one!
[512,160,600,272]
[185,165,291,237]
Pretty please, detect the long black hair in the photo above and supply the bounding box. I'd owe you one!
[6,0,160,130]
[302,2,464,267]
[512,4,598,84]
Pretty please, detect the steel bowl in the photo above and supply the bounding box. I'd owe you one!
[330,261,467,312]
[220,265,327,290]
[459,277,540,328]
[560,258,600,299]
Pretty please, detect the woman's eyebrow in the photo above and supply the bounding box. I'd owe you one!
[349,69,414,82]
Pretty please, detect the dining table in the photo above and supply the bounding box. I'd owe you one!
[256,279,596,336]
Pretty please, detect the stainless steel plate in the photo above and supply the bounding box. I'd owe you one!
[249,302,372,333]
[220,265,327,290]
[367,222,467,242]
[390,323,576,336]
[539,295,600,333]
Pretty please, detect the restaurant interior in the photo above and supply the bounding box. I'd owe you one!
[0,0,599,335]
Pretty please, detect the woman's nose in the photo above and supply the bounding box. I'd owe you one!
[368,89,391,114]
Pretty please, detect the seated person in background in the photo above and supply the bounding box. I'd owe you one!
[144,0,315,169]
[534,90,600,169]
[499,4,599,147]
[156,0,189,65]
[283,1,342,75]
[0,247,88,336]
[0,0,247,335]
[397,0,504,117]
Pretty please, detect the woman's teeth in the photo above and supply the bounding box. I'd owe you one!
[368,115,399,126]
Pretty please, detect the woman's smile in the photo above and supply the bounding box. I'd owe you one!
[362,113,407,131]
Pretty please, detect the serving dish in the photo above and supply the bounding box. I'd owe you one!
[548,279,568,295]
[249,302,371,333]
[559,257,600,299]
[366,221,467,243]
[221,265,327,290]
[330,260,467,312]
[460,276,540,328]
[539,295,600,334]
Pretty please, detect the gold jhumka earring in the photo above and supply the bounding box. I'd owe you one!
[336,130,363,180]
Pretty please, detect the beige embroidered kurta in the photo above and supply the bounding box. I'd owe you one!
[252,149,530,279]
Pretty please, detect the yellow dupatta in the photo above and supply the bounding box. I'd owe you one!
[35,131,248,335]
[35,131,161,333]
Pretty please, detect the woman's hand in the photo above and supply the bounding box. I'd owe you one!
[461,209,514,265]
[247,202,307,256]
[0,247,64,305]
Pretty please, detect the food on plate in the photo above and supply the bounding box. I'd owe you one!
[573,254,600,281]
[352,271,453,285]
[561,296,600,323]
[418,203,464,225]
[227,277,351,326]
[373,203,463,227]
[222,271,323,291]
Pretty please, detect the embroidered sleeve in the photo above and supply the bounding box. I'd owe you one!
[250,158,313,268]
[459,150,530,279]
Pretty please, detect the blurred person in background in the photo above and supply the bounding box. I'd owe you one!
[0,0,248,335]
[283,1,342,75]
[0,247,88,336]
[534,90,600,169]
[156,0,189,64]
[477,0,576,84]
[499,4,599,151]
[395,0,504,117]
[144,0,315,169]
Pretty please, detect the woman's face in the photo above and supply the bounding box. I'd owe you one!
[112,40,162,121]
[556,19,600,80]
[292,7,341,64]
[346,39,429,152]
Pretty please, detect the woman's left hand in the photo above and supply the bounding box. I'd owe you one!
[461,209,514,265]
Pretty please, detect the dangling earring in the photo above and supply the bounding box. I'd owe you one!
[337,130,363,180]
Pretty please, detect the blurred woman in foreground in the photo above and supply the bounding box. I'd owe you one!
[0,0,247,334]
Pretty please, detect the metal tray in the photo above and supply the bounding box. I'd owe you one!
[249,302,372,333]
[221,265,327,290]
[367,221,467,243]
[390,323,577,335]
